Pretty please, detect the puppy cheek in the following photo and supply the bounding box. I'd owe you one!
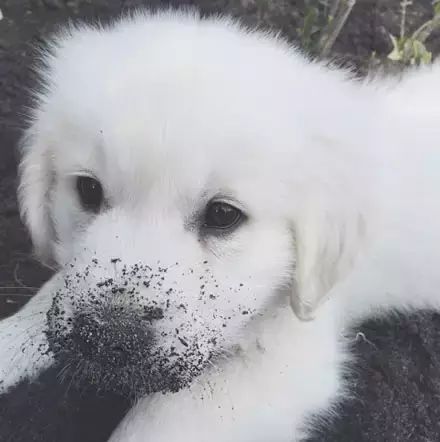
[51,184,103,266]
[18,138,57,263]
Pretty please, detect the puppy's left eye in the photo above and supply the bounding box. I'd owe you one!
[203,202,243,230]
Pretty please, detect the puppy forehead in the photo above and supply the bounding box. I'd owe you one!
[37,16,305,195]
[38,13,305,150]
[44,13,295,105]
[50,106,267,196]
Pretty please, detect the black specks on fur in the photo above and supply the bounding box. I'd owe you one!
[46,297,210,398]
[142,305,164,321]
[40,258,254,400]
[43,260,235,398]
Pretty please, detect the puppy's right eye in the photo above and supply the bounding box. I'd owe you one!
[76,176,103,212]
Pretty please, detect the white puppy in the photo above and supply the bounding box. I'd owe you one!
[1,9,440,442]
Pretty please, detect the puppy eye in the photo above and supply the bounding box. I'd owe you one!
[76,176,103,212]
[203,202,243,230]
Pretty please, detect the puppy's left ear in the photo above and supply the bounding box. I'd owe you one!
[291,202,367,321]
[17,129,55,264]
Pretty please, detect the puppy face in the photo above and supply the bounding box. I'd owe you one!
[19,12,372,396]
[42,130,295,395]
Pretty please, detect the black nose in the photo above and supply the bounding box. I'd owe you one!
[71,310,156,368]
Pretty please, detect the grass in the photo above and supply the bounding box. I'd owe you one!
[297,0,440,66]
[297,0,357,57]
[387,0,440,66]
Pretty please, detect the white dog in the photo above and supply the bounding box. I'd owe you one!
[1,9,440,442]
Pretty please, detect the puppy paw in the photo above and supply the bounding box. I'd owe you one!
[0,277,58,394]
[0,314,53,394]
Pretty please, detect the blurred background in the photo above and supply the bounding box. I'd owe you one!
[1,1,440,441]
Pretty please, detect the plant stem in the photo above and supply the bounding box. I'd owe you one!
[317,0,357,57]
[412,14,440,43]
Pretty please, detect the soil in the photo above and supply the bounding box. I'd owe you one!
[1,1,440,441]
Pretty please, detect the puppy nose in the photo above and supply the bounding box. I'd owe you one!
[71,310,157,368]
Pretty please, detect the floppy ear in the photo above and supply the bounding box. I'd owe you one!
[17,129,55,264]
[291,201,367,321]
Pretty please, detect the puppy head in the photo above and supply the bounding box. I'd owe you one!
[18,11,373,395]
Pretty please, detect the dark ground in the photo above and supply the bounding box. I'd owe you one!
[0,1,440,441]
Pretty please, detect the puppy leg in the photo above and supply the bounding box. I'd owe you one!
[0,277,56,393]
[108,382,313,442]
[108,309,340,442]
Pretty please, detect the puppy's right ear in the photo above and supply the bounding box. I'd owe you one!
[18,129,55,263]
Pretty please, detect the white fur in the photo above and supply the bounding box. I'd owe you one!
[1,9,440,441]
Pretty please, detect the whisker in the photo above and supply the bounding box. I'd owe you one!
[65,360,83,396]
[206,359,220,373]
[57,360,74,384]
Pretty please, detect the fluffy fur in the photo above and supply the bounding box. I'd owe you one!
[1,9,440,442]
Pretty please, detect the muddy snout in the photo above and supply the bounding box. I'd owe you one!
[71,308,158,368]
[45,259,218,395]
[45,263,168,374]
